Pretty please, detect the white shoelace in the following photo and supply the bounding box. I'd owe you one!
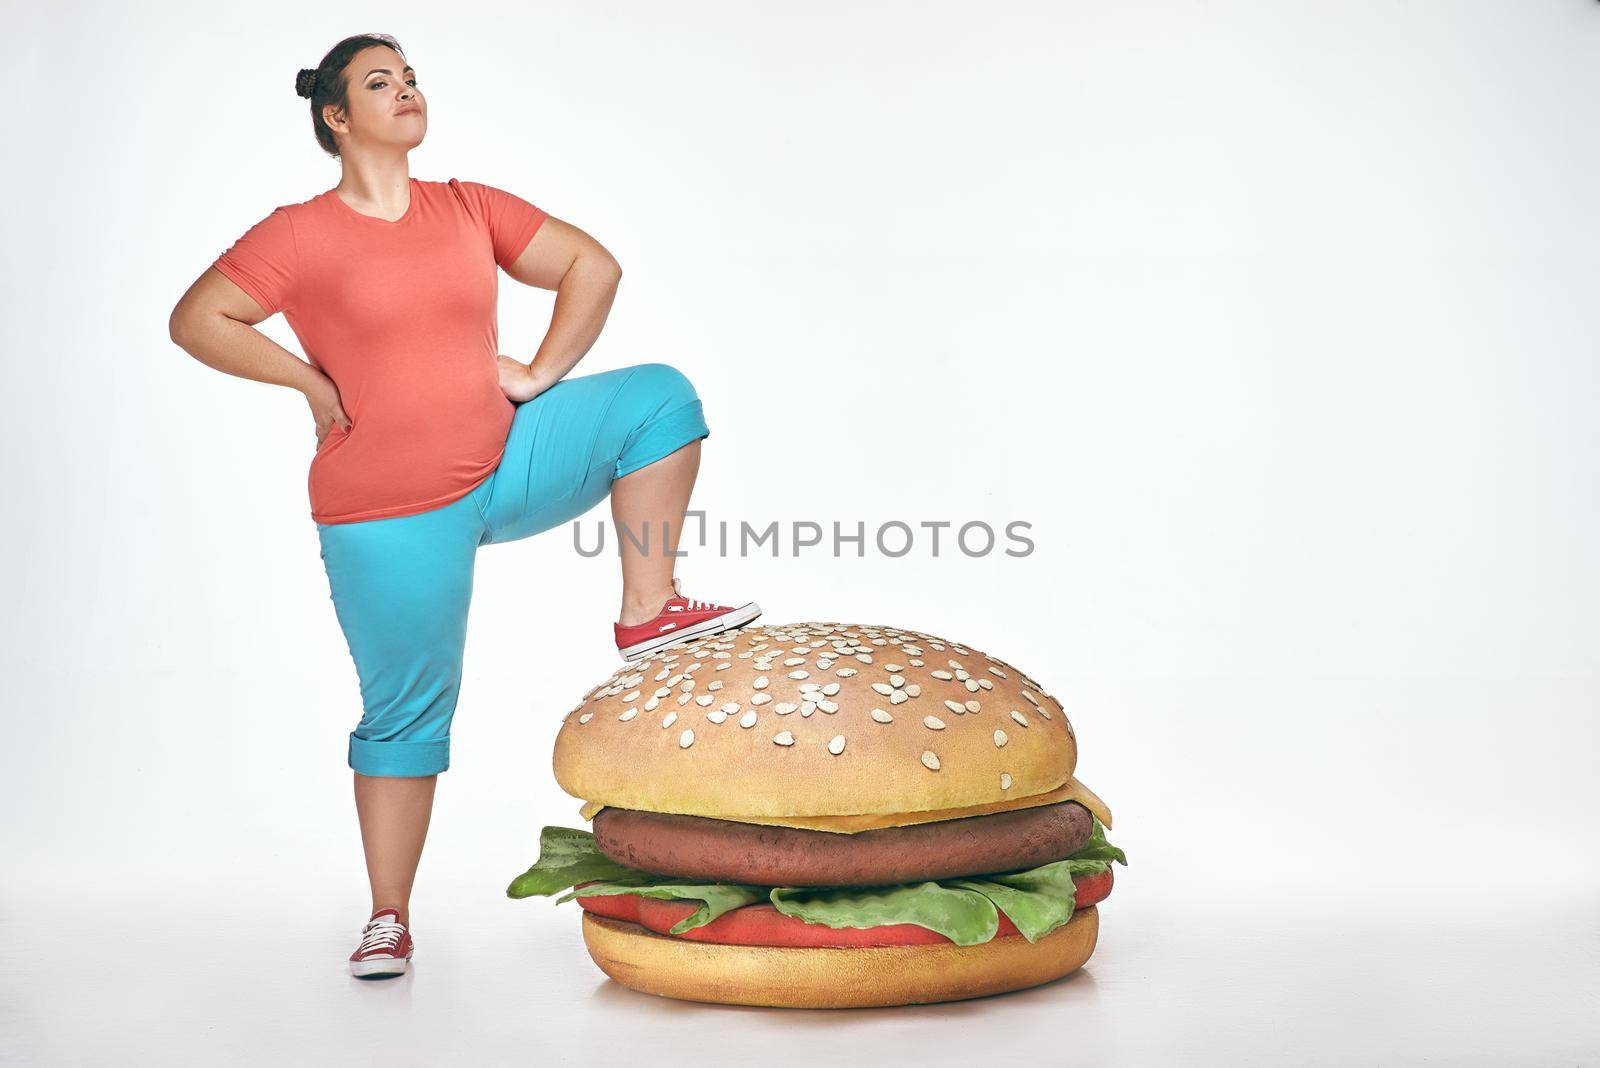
[672,577,717,612]
[356,917,406,956]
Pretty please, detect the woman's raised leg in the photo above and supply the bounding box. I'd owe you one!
[612,437,701,626]
[476,361,759,658]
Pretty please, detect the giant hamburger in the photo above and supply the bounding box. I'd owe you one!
[508,621,1125,1008]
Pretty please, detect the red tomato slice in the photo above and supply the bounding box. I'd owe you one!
[574,868,1112,948]
[573,891,644,925]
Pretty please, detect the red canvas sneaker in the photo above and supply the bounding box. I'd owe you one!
[348,906,413,979]
[614,577,761,661]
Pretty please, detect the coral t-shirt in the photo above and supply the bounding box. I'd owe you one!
[212,177,548,524]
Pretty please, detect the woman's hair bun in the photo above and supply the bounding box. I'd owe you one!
[295,68,318,99]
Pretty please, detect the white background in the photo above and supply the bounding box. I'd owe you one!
[3,1,1596,1064]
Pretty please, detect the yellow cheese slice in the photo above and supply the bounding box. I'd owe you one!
[575,776,1112,834]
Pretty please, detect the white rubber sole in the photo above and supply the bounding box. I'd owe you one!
[619,603,762,662]
[349,953,412,978]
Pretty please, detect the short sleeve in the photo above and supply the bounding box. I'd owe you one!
[458,179,549,268]
[212,207,298,316]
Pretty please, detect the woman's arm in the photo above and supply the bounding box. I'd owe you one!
[168,272,350,444]
[496,216,623,402]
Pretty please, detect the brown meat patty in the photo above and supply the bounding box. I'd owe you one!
[590,800,1094,887]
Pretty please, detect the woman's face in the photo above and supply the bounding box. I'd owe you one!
[327,45,426,154]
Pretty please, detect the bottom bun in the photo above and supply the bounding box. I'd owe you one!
[580,905,1099,1009]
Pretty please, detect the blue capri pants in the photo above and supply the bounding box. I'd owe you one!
[315,362,709,778]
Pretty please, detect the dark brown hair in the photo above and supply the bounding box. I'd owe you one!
[294,33,407,159]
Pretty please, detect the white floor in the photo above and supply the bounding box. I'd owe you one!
[3,872,1595,1066]
[7,667,1596,1065]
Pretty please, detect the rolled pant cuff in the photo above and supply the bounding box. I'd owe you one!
[348,734,450,777]
[616,399,710,479]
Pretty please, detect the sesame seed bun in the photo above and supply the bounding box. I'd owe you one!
[579,905,1100,1008]
[553,622,1079,822]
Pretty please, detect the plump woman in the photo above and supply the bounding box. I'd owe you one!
[168,33,759,978]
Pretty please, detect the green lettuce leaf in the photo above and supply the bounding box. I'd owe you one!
[506,825,767,934]
[506,817,1127,945]
[506,826,651,899]
[1069,816,1129,867]
[945,865,1080,943]
[955,819,1127,941]
[555,880,766,934]
[769,882,1001,946]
